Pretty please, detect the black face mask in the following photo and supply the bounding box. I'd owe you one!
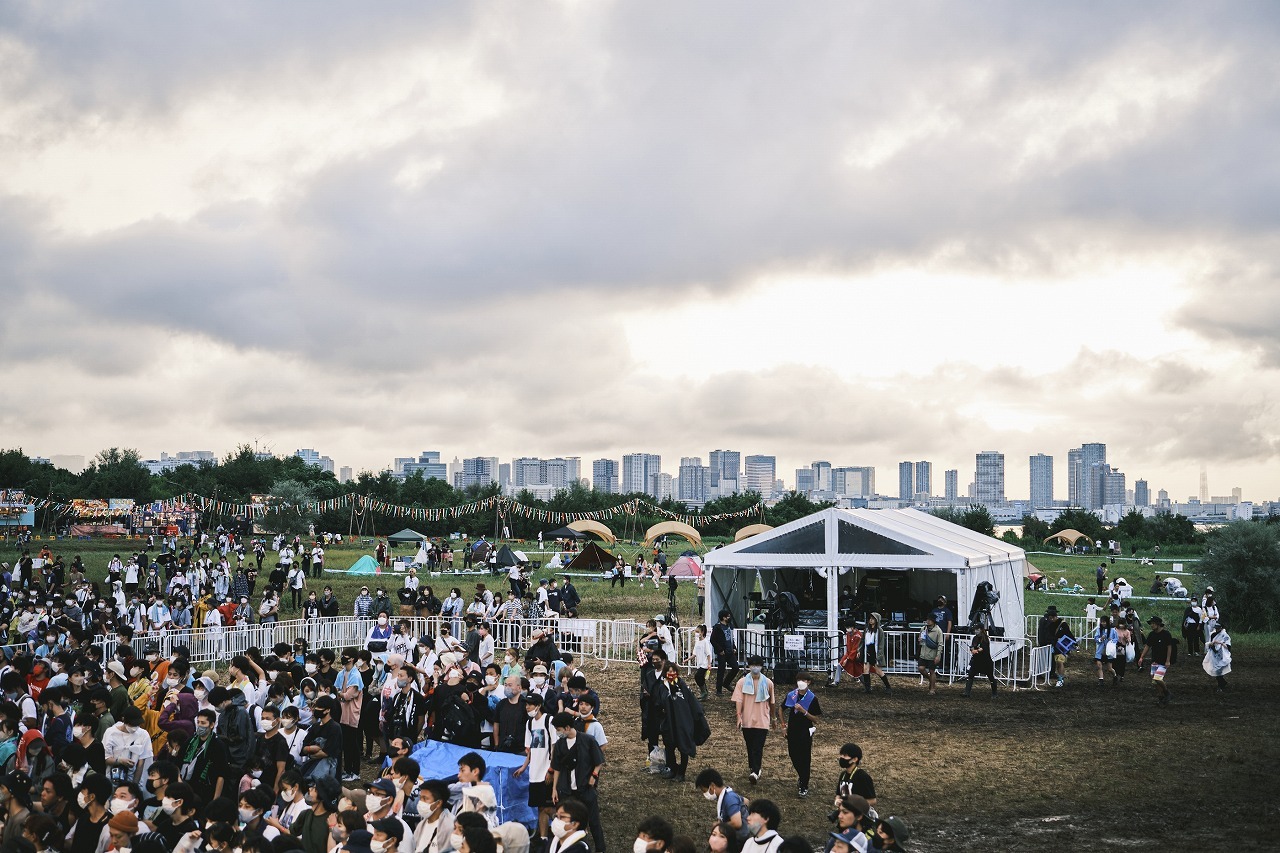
[839,757,854,769]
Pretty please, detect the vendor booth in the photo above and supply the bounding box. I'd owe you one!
[704,508,1027,675]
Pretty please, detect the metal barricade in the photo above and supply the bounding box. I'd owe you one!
[1025,614,1097,648]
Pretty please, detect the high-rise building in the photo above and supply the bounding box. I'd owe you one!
[1232,486,1243,504]
[678,457,711,502]
[392,457,415,477]
[1102,467,1126,506]
[709,450,741,493]
[1200,465,1209,503]
[744,455,777,496]
[1081,443,1107,510]
[1134,479,1149,507]
[294,449,334,474]
[898,462,914,502]
[974,451,1005,506]
[592,459,620,494]
[914,461,932,500]
[453,457,497,490]
[339,466,353,483]
[832,466,875,497]
[944,469,959,501]
[648,472,673,502]
[795,468,816,494]
[1029,453,1053,509]
[402,451,447,481]
[1067,448,1083,506]
[810,461,832,492]
[622,454,662,495]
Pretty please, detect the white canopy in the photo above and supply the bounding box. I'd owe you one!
[703,507,1026,637]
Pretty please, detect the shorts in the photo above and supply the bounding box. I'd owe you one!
[864,647,878,667]
[916,656,938,671]
[528,781,553,808]
[1053,653,1067,664]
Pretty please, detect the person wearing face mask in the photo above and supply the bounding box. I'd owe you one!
[68,776,112,853]
[549,713,604,853]
[545,798,589,853]
[239,786,279,840]
[386,667,426,749]
[741,800,783,853]
[364,778,412,840]
[328,814,366,853]
[265,770,310,835]
[255,705,291,793]
[411,780,454,853]
[633,816,674,853]
[140,760,178,822]
[833,744,876,811]
[179,709,229,802]
[513,692,557,847]
[103,707,152,785]
[148,781,200,847]
[300,696,342,786]
[694,770,747,841]
[656,663,705,783]
[105,807,141,853]
[731,656,776,785]
[491,676,528,756]
[780,672,822,799]
[330,651,364,784]
[191,676,216,714]
[369,817,405,853]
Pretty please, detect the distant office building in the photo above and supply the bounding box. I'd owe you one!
[944,469,959,501]
[915,461,932,500]
[833,466,875,498]
[898,462,914,502]
[810,461,832,492]
[1101,466,1126,506]
[622,453,662,495]
[678,457,712,502]
[1079,443,1107,510]
[974,451,1005,505]
[1029,454,1053,509]
[795,468,816,494]
[339,466,353,484]
[453,457,497,490]
[709,450,742,492]
[392,458,415,477]
[1200,465,1209,503]
[295,449,334,475]
[498,463,511,489]
[592,459,620,494]
[1134,479,1150,507]
[1232,486,1243,503]
[744,455,777,496]
[1067,448,1083,506]
[402,452,447,481]
[648,472,673,502]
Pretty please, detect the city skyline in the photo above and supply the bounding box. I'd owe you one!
[3,5,1279,503]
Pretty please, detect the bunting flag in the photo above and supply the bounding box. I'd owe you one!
[30,490,765,528]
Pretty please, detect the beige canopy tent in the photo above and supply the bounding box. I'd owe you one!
[644,520,702,547]
[734,523,774,542]
[1044,529,1090,546]
[567,519,617,545]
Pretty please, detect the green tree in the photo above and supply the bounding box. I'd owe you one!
[1115,510,1148,543]
[80,448,154,502]
[268,479,317,535]
[1020,514,1051,546]
[930,505,995,537]
[765,492,832,526]
[1198,521,1280,632]
[1049,508,1107,545]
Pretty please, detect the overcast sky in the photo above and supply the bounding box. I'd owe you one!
[3,1,1279,502]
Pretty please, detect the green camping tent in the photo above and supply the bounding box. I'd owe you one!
[347,555,381,574]
[387,528,427,545]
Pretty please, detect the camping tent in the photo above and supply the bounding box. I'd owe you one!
[567,519,616,544]
[1044,529,1090,546]
[494,545,523,568]
[643,520,702,547]
[347,555,381,575]
[566,542,615,572]
[668,554,703,578]
[387,528,428,545]
[542,526,585,540]
[734,523,773,542]
[704,507,1026,642]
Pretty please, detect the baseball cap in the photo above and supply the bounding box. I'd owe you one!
[878,816,910,843]
[370,818,404,842]
[365,778,397,796]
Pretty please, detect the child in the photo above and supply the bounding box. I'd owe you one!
[687,625,712,701]
[1085,598,1099,631]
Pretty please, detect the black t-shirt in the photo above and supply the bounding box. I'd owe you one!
[1145,629,1174,665]
[303,719,343,760]
[785,691,821,734]
[494,698,529,753]
[257,731,291,788]
[398,588,417,605]
[69,813,110,853]
[837,767,876,801]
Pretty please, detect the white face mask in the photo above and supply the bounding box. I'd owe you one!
[239,807,257,823]
[378,616,388,625]
[73,726,89,739]
[531,677,545,687]
[551,819,569,839]
[370,841,389,853]
[305,663,318,674]
[485,675,497,686]
[795,681,809,692]
[703,791,716,801]
[449,834,464,851]
[110,796,133,814]
[365,794,386,812]
[161,797,178,814]
[77,791,90,809]
[633,839,652,853]
[194,688,207,700]
[749,666,763,675]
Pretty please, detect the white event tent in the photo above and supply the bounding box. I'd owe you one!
[704,507,1026,641]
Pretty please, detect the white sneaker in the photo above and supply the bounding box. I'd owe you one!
[749,771,760,783]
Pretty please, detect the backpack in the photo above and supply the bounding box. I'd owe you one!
[440,695,474,742]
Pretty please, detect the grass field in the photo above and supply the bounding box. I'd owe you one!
[5,535,1274,850]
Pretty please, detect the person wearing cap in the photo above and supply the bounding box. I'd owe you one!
[1137,615,1175,705]
[370,816,406,853]
[301,695,343,785]
[366,778,412,840]
[292,776,342,853]
[107,809,140,853]
[0,770,33,845]
[826,825,868,853]
[873,815,909,852]
[826,795,873,852]
[103,706,152,785]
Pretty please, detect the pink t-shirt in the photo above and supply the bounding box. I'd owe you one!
[732,675,775,729]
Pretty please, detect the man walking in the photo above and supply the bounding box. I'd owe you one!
[1138,616,1175,705]
[780,672,821,798]
[732,655,776,784]
[711,610,740,697]
[916,614,943,695]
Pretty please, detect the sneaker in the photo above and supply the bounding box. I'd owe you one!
[749,772,760,784]
[1054,679,1063,688]
[798,788,808,798]
[342,773,360,782]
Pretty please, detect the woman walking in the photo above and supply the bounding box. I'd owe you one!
[656,661,705,782]
[1094,616,1119,686]
[860,613,891,694]
[1203,624,1232,693]
[1113,618,1132,683]
[963,624,997,697]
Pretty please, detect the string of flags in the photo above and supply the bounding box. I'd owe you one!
[29,491,765,528]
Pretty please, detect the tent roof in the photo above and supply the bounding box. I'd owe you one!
[644,520,702,547]
[703,507,1025,570]
[347,555,380,574]
[566,541,615,571]
[387,528,428,543]
[543,526,585,540]
[1044,529,1090,545]
[567,519,616,544]
[734,523,774,542]
[668,554,703,577]
[494,545,522,567]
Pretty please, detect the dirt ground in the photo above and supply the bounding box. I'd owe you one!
[583,653,1277,852]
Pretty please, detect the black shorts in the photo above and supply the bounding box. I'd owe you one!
[529,781,553,808]
[917,656,938,671]
[864,647,878,667]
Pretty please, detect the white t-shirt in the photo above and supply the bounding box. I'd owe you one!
[524,712,558,783]
[693,637,713,670]
[583,719,608,748]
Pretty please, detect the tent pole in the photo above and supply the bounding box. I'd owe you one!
[827,565,840,684]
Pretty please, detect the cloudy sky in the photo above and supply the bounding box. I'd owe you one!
[3,1,1279,502]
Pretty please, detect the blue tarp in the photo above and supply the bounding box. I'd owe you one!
[409,740,536,828]
[347,555,381,574]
